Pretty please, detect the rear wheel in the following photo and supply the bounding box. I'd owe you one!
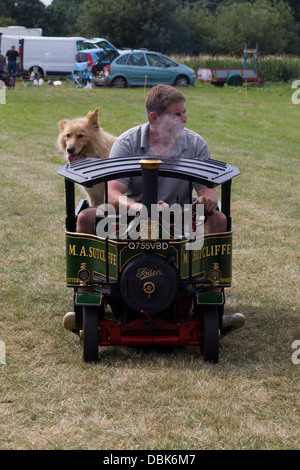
[83,306,99,362]
[28,66,44,79]
[112,76,127,88]
[202,305,219,363]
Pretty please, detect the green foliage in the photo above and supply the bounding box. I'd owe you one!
[76,0,300,55]
[0,0,299,56]
[211,0,300,55]
[77,0,181,53]
[259,55,300,81]
[8,0,46,29]
[0,0,14,18]
[43,0,84,36]
[0,17,16,27]
[174,5,217,55]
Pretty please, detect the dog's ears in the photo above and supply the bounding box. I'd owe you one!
[87,108,99,128]
[58,119,69,130]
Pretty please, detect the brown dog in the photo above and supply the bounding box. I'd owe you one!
[58,108,116,206]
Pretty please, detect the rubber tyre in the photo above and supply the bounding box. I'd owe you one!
[83,306,99,362]
[202,305,219,363]
[112,77,127,88]
[174,75,189,87]
[228,75,243,87]
[29,66,43,79]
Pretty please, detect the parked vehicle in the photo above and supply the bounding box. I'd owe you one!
[72,48,106,85]
[1,35,22,54]
[197,66,259,87]
[1,35,98,78]
[0,26,42,36]
[73,48,107,73]
[84,37,121,61]
[197,45,260,87]
[93,50,196,88]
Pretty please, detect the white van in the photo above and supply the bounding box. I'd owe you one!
[0,26,42,36]
[0,35,20,54]
[0,35,98,77]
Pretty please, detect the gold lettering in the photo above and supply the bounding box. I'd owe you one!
[86,247,117,264]
[192,243,232,260]
[69,244,77,256]
[204,246,210,257]
[108,252,117,266]
[221,277,231,283]
[79,245,87,257]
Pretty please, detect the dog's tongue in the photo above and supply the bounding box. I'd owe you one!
[68,155,79,163]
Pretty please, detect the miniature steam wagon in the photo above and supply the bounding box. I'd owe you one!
[57,156,239,363]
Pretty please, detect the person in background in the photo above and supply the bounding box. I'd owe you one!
[6,45,19,88]
[0,49,6,81]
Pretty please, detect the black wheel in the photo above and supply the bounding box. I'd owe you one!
[202,305,219,363]
[112,76,127,88]
[228,75,243,87]
[174,75,189,87]
[29,66,44,79]
[83,306,99,362]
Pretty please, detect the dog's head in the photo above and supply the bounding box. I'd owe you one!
[58,108,100,163]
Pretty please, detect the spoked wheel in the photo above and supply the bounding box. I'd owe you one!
[228,75,243,87]
[174,75,189,87]
[112,77,127,88]
[83,306,99,362]
[202,305,219,363]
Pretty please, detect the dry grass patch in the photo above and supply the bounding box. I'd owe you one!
[0,80,299,450]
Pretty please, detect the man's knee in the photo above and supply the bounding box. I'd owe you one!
[216,210,228,231]
[76,208,97,234]
[205,210,228,234]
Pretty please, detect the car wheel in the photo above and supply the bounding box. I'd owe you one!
[174,75,189,87]
[112,77,127,88]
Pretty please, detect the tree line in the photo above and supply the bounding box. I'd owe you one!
[1,0,299,56]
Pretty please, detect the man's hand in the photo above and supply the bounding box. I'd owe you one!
[193,196,216,216]
[157,200,169,211]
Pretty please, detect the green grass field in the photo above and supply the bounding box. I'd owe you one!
[0,78,299,450]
